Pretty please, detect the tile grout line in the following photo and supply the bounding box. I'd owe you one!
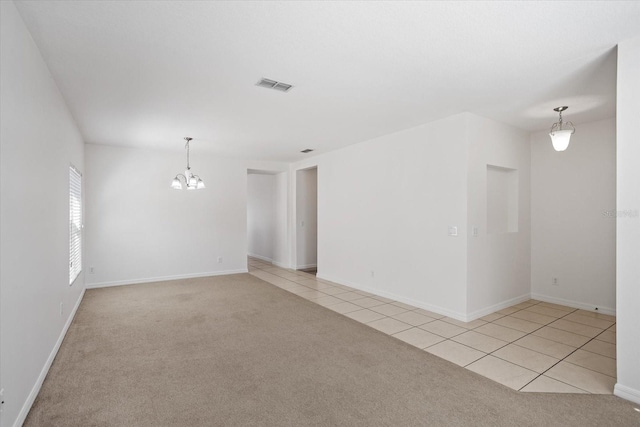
[460,303,588,391]
[506,306,616,392]
[458,302,550,381]
[536,331,618,380]
[487,304,578,387]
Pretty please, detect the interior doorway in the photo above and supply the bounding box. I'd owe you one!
[296,167,318,274]
[246,169,287,267]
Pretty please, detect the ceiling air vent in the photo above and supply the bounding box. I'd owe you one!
[257,78,293,92]
[301,149,314,153]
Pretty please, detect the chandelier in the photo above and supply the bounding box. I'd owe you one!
[170,137,205,190]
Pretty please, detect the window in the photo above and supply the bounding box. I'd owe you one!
[69,165,82,285]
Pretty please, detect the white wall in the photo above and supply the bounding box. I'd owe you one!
[0,2,85,426]
[615,36,640,404]
[84,145,288,287]
[466,115,531,317]
[295,114,470,318]
[295,168,318,269]
[530,118,616,314]
[294,113,533,320]
[247,173,276,261]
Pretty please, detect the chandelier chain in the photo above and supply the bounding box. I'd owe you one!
[185,137,192,170]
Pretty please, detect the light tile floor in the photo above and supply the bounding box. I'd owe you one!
[248,257,617,394]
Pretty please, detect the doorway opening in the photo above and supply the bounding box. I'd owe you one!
[246,169,287,267]
[296,167,317,275]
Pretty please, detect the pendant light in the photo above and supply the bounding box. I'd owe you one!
[549,106,576,152]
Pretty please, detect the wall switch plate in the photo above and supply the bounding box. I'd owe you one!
[448,226,458,237]
[217,257,223,263]
[472,226,479,237]
[90,266,95,274]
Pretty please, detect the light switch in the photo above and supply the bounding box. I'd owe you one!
[473,226,479,237]
[448,226,458,237]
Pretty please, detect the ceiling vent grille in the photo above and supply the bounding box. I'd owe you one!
[257,78,293,92]
[301,149,314,153]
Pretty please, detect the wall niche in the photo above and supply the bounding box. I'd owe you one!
[487,165,518,234]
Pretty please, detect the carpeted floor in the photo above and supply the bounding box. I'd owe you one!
[25,274,639,426]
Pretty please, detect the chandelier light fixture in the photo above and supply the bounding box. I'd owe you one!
[170,137,205,190]
[548,106,576,152]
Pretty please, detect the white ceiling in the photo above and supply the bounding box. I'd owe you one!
[14,1,640,162]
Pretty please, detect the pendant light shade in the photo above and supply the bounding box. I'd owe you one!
[170,177,182,190]
[187,171,197,187]
[550,129,573,151]
[549,106,575,152]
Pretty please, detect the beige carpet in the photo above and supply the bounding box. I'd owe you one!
[25,274,638,426]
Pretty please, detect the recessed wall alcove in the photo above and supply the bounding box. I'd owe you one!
[486,165,518,234]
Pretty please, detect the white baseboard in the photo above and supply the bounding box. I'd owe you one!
[14,287,86,427]
[465,293,532,322]
[296,263,317,270]
[317,273,468,321]
[315,274,611,323]
[531,293,616,316]
[248,254,292,269]
[248,253,273,263]
[85,269,248,289]
[272,260,290,269]
[614,383,640,404]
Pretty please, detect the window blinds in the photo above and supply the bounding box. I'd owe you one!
[69,165,82,285]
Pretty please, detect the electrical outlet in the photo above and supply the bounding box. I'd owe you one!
[370,271,375,278]
[217,257,223,263]
[448,226,458,237]
[60,302,64,316]
[552,277,559,286]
